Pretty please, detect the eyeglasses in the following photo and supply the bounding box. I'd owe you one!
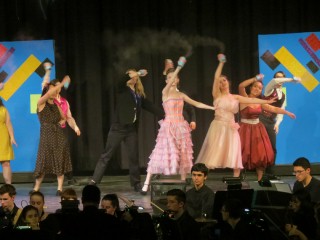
[292,170,305,175]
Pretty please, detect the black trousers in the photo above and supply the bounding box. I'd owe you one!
[91,123,140,186]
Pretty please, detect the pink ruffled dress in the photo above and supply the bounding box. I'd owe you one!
[196,94,243,169]
[146,98,193,175]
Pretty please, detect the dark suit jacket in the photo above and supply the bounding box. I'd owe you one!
[113,75,164,125]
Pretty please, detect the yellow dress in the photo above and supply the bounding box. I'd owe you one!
[0,106,14,160]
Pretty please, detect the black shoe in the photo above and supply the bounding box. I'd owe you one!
[68,178,80,186]
[56,190,62,196]
[140,190,147,196]
[133,183,142,192]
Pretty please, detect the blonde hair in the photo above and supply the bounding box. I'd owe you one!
[126,69,146,98]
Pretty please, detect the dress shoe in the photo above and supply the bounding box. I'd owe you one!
[140,183,149,195]
[133,183,142,192]
[68,178,80,186]
[56,190,62,196]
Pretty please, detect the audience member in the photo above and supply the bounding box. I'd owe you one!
[14,205,40,230]
[159,188,200,240]
[40,188,80,239]
[76,185,125,239]
[292,157,320,203]
[284,188,317,240]
[186,163,214,219]
[0,184,21,230]
[29,191,48,221]
[101,193,122,217]
[210,198,257,240]
[121,204,157,240]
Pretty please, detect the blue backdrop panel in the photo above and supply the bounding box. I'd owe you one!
[0,40,55,172]
[258,32,320,164]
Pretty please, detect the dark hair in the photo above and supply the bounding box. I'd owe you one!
[293,157,311,170]
[249,80,264,98]
[0,184,17,197]
[167,189,186,204]
[0,97,4,107]
[290,189,314,215]
[50,79,61,85]
[223,198,243,219]
[273,71,286,78]
[41,81,56,97]
[29,191,45,202]
[15,205,39,227]
[165,68,176,76]
[82,185,101,205]
[191,163,209,176]
[61,188,78,200]
[102,194,120,210]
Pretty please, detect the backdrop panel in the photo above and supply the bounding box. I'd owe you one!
[258,32,320,164]
[0,40,55,172]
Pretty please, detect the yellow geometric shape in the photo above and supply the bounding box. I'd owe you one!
[0,54,41,100]
[30,94,41,114]
[274,46,319,92]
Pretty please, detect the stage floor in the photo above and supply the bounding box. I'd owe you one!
[10,171,300,215]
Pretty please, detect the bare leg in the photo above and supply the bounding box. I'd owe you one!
[256,168,264,181]
[180,173,186,181]
[34,175,45,191]
[2,161,12,184]
[142,172,152,192]
[233,168,241,177]
[57,175,64,191]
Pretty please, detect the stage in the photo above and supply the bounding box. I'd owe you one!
[6,170,302,215]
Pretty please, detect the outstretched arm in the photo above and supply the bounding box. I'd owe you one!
[182,93,215,110]
[264,77,301,96]
[262,104,295,119]
[234,94,276,105]
[212,54,226,99]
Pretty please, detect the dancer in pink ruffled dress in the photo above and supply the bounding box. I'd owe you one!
[141,57,215,194]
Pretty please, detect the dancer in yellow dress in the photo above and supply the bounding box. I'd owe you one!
[0,98,17,184]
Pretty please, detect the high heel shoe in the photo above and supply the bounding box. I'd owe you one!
[140,184,149,196]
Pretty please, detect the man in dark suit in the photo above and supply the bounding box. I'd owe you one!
[89,69,163,191]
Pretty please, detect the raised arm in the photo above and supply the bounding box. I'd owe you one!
[38,76,70,108]
[162,57,186,100]
[42,62,52,90]
[238,74,264,97]
[212,54,226,99]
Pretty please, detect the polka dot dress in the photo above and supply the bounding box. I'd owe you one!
[34,102,72,177]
